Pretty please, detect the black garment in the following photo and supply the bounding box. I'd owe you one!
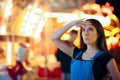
[55,49,71,73]
[73,47,113,80]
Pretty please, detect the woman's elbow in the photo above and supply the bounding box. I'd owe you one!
[111,71,120,80]
[51,36,57,43]
[50,35,54,41]
[112,75,120,80]
[51,34,60,42]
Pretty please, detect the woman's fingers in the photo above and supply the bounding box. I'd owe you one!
[75,19,91,27]
[69,19,91,27]
[81,21,91,27]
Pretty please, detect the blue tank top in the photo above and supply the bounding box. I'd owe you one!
[71,50,104,80]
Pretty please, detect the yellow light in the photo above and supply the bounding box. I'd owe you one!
[61,33,70,40]
[104,29,111,37]
[7,42,12,65]
[107,37,119,49]
[79,13,111,27]
[111,27,120,36]
[0,24,7,34]
[4,0,13,18]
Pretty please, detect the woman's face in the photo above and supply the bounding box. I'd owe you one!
[81,23,98,45]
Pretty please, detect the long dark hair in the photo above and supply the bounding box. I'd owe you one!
[80,19,108,52]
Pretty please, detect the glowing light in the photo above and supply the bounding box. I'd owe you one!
[104,30,111,37]
[44,12,50,18]
[107,36,119,49]
[33,21,45,39]
[79,12,111,26]
[111,27,120,36]
[4,0,13,18]
[7,42,12,65]
[49,13,79,23]
[61,33,70,40]
[0,24,7,34]
[21,6,46,37]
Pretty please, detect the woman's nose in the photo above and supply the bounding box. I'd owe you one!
[85,30,89,36]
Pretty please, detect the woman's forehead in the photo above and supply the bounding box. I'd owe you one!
[82,24,94,28]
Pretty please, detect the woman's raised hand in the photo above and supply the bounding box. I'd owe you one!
[69,19,91,27]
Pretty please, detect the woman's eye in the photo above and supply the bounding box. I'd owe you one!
[88,28,93,31]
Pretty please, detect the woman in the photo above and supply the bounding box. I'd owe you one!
[51,19,120,80]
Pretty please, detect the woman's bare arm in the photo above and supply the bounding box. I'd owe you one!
[51,19,90,57]
[107,59,120,80]
[51,21,76,57]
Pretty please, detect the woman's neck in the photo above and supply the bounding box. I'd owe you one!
[86,44,99,54]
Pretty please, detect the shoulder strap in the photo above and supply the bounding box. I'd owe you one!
[75,50,83,59]
[92,50,104,60]
[74,50,104,60]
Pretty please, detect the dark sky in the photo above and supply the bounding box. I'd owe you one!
[96,0,120,21]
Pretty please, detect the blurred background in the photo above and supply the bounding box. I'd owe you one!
[0,0,120,80]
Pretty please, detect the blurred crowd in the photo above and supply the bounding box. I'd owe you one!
[0,43,62,80]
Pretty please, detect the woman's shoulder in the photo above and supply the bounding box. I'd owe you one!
[95,52,113,65]
[73,47,84,58]
[99,52,113,59]
[74,47,84,52]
